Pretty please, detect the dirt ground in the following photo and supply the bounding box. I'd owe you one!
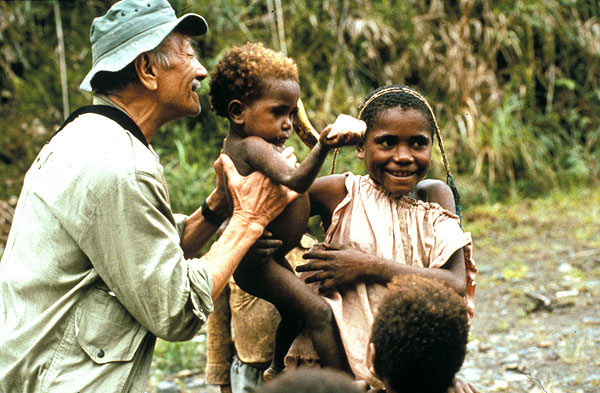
[458,188,600,392]
[1,187,599,393]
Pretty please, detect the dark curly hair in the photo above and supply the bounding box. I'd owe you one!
[209,42,299,118]
[371,274,469,393]
[254,368,362,393]
[358,85,437,137]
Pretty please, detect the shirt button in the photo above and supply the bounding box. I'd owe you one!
[97,349,105,358]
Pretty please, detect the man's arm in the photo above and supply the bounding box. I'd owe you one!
[79,155,297,341]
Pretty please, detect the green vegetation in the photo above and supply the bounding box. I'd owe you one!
[1,0,599,214]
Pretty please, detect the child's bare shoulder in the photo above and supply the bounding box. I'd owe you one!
[415,179,455,212]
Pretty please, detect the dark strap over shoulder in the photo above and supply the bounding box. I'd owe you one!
[52,105,149,149]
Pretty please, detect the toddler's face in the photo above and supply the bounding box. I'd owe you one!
[357,107,432,195]
[242,78,300,146]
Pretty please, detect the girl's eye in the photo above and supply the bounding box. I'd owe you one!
[411,136,430,148]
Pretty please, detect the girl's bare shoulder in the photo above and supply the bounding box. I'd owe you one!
[414,179,456,213]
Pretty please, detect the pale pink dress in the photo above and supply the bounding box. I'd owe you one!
[286,173,477,389]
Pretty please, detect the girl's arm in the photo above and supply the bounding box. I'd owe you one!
[299,244,466,296]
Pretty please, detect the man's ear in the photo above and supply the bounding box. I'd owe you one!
[356,138,366,160]
[135,53,158,91]
[228,99,246,125]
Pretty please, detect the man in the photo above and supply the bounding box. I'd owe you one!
[0,0,297,392]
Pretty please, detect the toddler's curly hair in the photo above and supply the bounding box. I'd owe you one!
[209,42,299,118]
[371,274,469,393]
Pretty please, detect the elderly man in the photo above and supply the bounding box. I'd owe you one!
[0,0,297,392]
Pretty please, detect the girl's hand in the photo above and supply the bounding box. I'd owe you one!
[296,243,372,291]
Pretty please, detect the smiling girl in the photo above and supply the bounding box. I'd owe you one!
[292,85,477,390]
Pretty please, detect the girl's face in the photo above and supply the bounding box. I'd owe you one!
[357,107,433,195]
[242,78,300,146]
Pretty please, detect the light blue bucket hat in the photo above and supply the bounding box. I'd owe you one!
[80,0,208,92]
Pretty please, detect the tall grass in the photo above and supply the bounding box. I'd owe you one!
[1,0,599,210]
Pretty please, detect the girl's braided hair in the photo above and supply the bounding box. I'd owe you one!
[357,85,462,220]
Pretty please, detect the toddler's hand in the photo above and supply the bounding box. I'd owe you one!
[319,114,366,148]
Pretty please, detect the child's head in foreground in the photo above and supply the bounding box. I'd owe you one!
[357,85,440,196]
[369,274,469,393]
[209,42,300,146]
[254,367,362,393]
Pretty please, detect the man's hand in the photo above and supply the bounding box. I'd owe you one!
[281,145,299,168]
[219,154,299,229]
[208,149,230,217]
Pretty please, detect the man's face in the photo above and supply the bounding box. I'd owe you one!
[155,33,207,120]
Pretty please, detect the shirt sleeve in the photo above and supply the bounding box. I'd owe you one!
[78,170,213,342]
[206,283,233,385]
[174,213,188,239]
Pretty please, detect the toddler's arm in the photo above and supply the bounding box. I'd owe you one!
[242,117,364,193]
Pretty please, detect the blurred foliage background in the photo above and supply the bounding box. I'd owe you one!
[1,0,599,215]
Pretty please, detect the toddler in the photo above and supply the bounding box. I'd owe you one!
[209,42,362,378]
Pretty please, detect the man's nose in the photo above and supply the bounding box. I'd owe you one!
[194,59,208,80]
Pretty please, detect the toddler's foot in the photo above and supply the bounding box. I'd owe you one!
[263,365,281,382]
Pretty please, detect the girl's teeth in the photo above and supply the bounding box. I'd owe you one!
[390,171,412,176]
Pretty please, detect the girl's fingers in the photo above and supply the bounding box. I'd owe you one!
[304,271,332,283]
[296,261,328,272]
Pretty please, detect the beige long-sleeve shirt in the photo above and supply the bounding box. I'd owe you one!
[0,99,213,392]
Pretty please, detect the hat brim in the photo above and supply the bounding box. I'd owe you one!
[80,13,208,92]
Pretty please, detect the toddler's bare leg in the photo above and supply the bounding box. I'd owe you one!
[233,257,349,373]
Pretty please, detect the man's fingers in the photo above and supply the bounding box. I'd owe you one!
[219,154,241,184]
